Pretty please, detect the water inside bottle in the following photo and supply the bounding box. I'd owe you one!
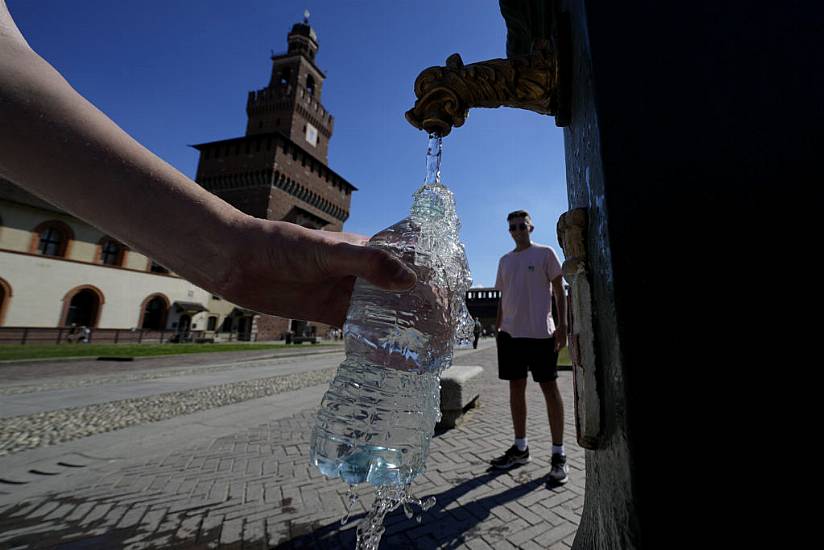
[309,134,473,548]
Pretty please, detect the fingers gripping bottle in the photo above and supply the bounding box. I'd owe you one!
[310,135,472,487]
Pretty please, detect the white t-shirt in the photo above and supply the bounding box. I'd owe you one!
[495,243,563,339]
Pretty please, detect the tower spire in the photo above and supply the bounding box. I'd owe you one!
[243,13,333,160]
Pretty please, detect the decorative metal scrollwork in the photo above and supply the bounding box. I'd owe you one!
[405,1,570,136]
[405,46,562,137]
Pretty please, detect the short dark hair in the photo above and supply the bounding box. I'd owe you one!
[507,210,531,222]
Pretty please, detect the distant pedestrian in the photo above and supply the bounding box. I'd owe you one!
[473,318,482,349]
[490,210,569,484]
[66,323,78,344]
[80,326,91,344]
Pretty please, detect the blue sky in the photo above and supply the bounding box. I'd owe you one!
[8,0,568,288]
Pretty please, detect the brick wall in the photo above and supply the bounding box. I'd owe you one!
[254,315,290,341]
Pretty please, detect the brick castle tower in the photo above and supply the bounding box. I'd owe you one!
[192,13,356,340]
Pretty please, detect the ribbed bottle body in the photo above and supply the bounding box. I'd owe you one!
[310,136,472,487]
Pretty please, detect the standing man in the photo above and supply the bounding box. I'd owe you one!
[490,210,569,484]
[473,317,482,349]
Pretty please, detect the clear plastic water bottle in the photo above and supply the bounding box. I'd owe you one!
[309,135,472,487]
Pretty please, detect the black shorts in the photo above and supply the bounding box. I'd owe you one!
[496,331,559,382]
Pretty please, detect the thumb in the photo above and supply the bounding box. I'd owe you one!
[328,242,417,291]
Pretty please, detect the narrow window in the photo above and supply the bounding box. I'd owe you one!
[100,239,122,266]
[280,68,291,88]
[38,226,63,256]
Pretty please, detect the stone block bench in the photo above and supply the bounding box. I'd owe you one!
[438,365,483,429]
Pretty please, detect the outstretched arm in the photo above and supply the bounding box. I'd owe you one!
[0,2,414,327]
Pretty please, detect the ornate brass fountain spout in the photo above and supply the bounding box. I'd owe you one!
[405,17,570,137]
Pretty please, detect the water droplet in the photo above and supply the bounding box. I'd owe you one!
[341,484,360,525]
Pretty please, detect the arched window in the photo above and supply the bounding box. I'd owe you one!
[61,286,104,328]
[99,238,124,266]
[306,75,315,97]
[0,277,11,327]
[139,294,169,330]
[39,227,62,255]
[32,221,74,258]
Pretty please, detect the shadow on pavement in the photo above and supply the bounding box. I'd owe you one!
[276,465,554,549]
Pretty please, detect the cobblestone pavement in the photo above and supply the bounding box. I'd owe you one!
[0,367,337,457]
[0,345,583,549]
[0,345,483,457]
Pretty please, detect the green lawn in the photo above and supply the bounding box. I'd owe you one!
[0,340,571,364]
[0,342,329,362]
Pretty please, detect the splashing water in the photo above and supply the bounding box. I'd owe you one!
[355,485,437,550]
[341,484,360,526]
[309,134,472,548]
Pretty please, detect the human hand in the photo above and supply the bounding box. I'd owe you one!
[215,218,417,327]
[554,325,568,352]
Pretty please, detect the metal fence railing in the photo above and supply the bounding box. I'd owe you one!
[0,327,251,345]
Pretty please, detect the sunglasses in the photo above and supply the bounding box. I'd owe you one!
[509,223,529,232]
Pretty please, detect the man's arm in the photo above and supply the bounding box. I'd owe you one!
[551,275,567,352]
[494,260,504,333]
[0,2,414,326]
[0,22,242,290]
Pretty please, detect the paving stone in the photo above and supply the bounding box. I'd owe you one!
[507,522,554,546]
[115,506,147,530]
[42,502,74,521]
[481,534,517,549]
[125,506,167,543]
[219,517,244,545]
[533,522,579,547]
[0,345,583,548]
[24,501,60,519]
[508,501,546,526]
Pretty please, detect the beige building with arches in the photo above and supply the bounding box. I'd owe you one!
[0,17,353,343]
[0,178,257,342]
